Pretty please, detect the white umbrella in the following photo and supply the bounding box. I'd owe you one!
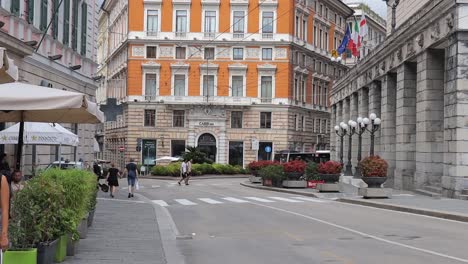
[155,156,181,162]
[0,82,104,168]
[0,122,79,146]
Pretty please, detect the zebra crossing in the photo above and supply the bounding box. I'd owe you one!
[150,196,328,207]
[120,182,237,190]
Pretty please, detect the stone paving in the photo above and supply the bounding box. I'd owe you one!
[65,191,166,264]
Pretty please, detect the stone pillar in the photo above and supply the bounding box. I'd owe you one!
[343,97,350,163]
[369,81,382,155]
[335,100,343,161]
[330,104,337,160]
[350,92,359,168]
[443,32,468,198]
[395,63,417,190]
[415,50,445,189]
[380,73,397,187]
[358,88,370,159]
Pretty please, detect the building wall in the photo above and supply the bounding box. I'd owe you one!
[386,0,431,34]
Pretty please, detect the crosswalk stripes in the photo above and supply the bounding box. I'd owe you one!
[222,197,249,203]
[269,197,304,203]
[152,200,168,207]
[244,197,275,203]
[175,199,197,205]
[290,197,326,203]
[198,198,224,204]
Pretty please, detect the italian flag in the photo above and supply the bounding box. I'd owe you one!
[348,17,361,57]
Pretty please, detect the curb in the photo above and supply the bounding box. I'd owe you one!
[338,198,468,223]
[240,182,318,198]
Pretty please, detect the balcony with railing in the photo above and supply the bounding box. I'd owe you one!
[132,31,290,43]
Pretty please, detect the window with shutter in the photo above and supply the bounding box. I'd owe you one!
[52,0,59,39]
[10,0,20,16]
[40,0,48,31]
[72,0,79,51]
[81,2,87,55]
[63,0,70,45]
[27,0,34,23]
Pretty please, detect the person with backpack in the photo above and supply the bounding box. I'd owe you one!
[125,158,139,198]
[0,173,10,250]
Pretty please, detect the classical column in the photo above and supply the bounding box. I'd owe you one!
[358,88,370,159]
[368,81,382,155]
[395,63,417,190]
[330,104,337,159]
[443,34,468,198]
[380,73,397,187]
[414,50,445,190]
[350,92,359,168]
[335,101,343,161]
[342,97,350,162]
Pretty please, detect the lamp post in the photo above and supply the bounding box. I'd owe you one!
[344,120,357,176]
[354,117,368,178]
[383,0,401,33]
[334,122,348,167]
[367,113,381,156]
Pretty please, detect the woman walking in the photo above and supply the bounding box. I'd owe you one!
[106,163,120,198]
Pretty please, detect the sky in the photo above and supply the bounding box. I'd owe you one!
[343,0,387,19]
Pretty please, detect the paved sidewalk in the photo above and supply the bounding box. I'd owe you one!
[65,191,166,264]
[241,181,468,223]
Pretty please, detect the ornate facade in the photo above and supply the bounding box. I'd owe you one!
[331,0,468,198]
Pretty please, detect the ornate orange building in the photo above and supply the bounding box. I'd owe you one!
[98,0,352,167]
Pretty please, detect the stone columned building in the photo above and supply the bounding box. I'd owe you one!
[331,0,468,198]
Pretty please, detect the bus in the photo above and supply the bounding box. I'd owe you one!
[273,150,330,164]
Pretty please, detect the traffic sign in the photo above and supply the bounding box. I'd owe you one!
[265,146,272,153]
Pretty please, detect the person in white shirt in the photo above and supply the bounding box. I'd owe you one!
[178,160,188,186]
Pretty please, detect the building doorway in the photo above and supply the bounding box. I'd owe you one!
[197,133,217,163]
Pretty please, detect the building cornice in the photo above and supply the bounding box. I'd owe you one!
[331,0,456,105]
[0,30,34,57]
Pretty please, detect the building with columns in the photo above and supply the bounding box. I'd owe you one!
[330,0,468,198]
[98,0,352,167]
[0,0,100,173]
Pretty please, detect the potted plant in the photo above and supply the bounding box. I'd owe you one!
[359,156,388,188]
[248,160,277,183]
[317,161,343,183]
[282,160,306,180]
[259,164,285,187]
[8,176,69,264]
[304,162,324,188]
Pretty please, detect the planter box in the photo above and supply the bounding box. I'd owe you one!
[317,183,340,192]
[87,209,96,227]
[307,180,325,189]
[4,249,37,264]
[66,235,79,256]
[54,235,67,262]
[249,175,262,183]
[282,180,307,188]
[77,215,89,239]
[358,187,392,198]
[37,239,58,264]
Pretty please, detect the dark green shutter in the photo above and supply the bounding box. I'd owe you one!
[72,0,79,51]
[80,3,87,55]
[10,0,20,16]
[40,0,48,31]
[27,0,34,23]
[63,0,70,45]
[52,0,59,39]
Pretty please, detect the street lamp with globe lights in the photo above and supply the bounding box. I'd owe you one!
[335,122,348,167]
[354,117,368,178]
[344,120,357,175]
[367,113,381,156]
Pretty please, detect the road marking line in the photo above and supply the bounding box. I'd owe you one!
[174,199,197,205]
[151,185,161,188]
[222,197,250,203]
[198,198,223,204]
[97,198,145,204]
[269,197,304,203]
[252,203,468,263]
[244,197,275,203]
[152,200,169,207]
[291,197,327,203]
[194,184,206,186]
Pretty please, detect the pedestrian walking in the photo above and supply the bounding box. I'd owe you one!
[125,158,139,198]
[0,173,9,251]
[178,160,188,186]
[106,163,120,198]
[93,161,102,181]
[185,159,193,185]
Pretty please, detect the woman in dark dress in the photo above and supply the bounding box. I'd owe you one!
[106,163,120,198]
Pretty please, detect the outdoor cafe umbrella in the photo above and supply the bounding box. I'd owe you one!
[0,82,104,168]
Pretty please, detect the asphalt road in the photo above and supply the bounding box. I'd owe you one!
[134,178,468,264]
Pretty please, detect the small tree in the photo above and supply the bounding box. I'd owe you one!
[182,146,213,164]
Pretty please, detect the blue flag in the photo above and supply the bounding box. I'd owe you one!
[338,25,351,55]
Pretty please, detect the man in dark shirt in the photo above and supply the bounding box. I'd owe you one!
[125,158,139,198]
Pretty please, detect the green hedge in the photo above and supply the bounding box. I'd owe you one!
[151,163,247,176]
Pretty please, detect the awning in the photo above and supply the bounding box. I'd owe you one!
[0,122,79,146]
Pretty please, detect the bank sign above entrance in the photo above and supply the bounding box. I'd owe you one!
[194,120,223,127]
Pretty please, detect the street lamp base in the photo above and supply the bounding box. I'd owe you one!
[354,166,362,179]
[344,164,353,176]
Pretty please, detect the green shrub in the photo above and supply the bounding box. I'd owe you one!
[259,165,285,181]
[182,146,213,164]
[305,162,319,180]
[151,162,249,176]
[10,176,72,248]
[152,165,169,176]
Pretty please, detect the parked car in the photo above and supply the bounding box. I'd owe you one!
[46,161,84,170]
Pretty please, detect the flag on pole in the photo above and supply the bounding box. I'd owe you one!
[337,24,351,55]
[360,14,368,38]
[348,17,360,57]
